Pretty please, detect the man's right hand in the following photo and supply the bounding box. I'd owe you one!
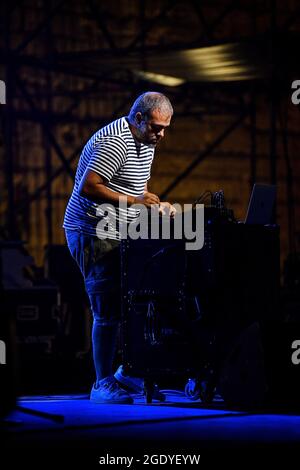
[134,191,160,207]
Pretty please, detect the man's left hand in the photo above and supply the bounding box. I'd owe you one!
[158,201,177,217]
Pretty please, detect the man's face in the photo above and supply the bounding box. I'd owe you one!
[134,109,172,147]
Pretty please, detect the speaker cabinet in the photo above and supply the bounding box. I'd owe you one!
[218,322,267,408]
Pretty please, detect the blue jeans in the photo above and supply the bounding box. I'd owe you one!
[65,229,121,326]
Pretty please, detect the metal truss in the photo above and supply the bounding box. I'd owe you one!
[0,0,297,254]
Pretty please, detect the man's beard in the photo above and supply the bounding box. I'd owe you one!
[144,141,156,148]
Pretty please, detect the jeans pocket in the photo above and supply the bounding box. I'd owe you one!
[65,230,80,262]
[65,230,91,278]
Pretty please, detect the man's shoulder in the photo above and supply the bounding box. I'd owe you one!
[91,117,130,147]
[101,116,130,136]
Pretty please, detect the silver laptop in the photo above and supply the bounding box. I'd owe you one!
[244,183,276,224]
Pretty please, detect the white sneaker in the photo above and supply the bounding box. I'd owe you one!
[114,366,166,401]
[90,376,133,404]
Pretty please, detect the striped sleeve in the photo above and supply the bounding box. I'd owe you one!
[87,136,127,182]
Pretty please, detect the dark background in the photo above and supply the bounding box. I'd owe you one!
[1,0,300,395]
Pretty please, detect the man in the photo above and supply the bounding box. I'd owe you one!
[63,91,175,404]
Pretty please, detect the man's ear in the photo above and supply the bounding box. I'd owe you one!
[135,112,143,125]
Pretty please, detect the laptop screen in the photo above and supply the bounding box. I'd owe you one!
[244,184,276,225]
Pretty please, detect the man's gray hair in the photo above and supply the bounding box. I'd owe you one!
[128,91,173,123]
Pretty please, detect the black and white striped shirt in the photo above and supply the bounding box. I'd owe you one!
[63,117,155,239]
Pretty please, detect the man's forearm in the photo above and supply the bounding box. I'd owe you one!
[79,170,159,207]
[80,182,136,206]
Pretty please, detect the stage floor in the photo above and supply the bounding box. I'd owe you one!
[3,391,300,467]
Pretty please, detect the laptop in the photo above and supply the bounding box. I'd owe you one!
[244,183,276,224]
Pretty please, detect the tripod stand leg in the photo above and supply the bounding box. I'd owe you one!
[144,379,154,404]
